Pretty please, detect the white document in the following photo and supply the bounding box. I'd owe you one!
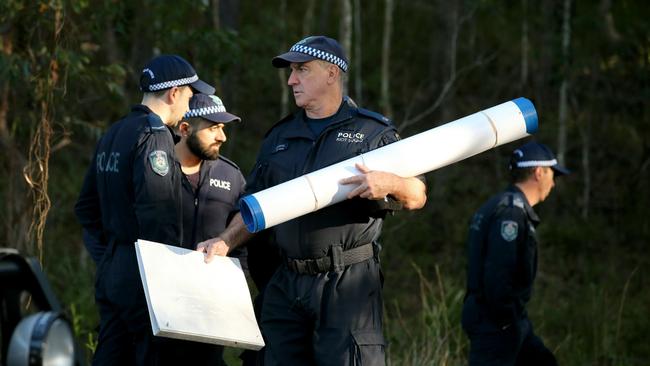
[135,239,264,350]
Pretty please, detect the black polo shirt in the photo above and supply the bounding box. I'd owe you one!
[179,156,246,248]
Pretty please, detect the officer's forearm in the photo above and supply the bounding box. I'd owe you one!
[221,213,254,253]
[390,176,427,210]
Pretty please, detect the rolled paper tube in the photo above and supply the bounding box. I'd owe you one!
[241,97,538,233]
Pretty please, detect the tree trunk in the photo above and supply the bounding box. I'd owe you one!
[302,0,315,36]
[279,0,290,117]
[557,0,571,165]
[353,0,363,105]
[210,0,221,30]
[580,114,591,219]
[219,0,239,30]
[0,26,31,251]
[217,0,242,158]
[600,0,621,42]
[128,0,153,100]
[339,0,352,96]
[380,0,394,117]
[520,0,529,89]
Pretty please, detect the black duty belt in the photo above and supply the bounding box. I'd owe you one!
[285,243,374,275]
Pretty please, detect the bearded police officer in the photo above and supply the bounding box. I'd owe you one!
[462,141,568,366]
[177,94,245,252]
[75,54,214,365]
[197,36,427,366]
[145,93,243,366]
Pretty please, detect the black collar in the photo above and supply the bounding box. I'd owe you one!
[283,100,354,140]
[506,185,540,224]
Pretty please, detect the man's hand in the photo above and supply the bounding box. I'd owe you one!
[196,237,230,263]
[195,213,254,263]
[340,163,396,200]
[339,163,427,210]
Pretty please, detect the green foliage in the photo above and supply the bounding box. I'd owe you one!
[1,0,649,364]
[385,264,467,366]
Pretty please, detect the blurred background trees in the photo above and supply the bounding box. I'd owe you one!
[1,0,648,364]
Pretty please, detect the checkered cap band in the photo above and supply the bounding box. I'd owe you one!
[289,44,348,72]
[147,74,199,91]
[516,159,558,168]
[185,104,227,118]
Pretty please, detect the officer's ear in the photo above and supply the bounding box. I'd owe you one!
[324,63,338,85]
[178,120,192,137]
[532,166,546,182]
[167,86,188,105]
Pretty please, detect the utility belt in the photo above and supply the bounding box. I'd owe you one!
[285,243,375,275]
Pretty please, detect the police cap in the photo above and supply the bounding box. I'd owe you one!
[184,94,241,124]
[509,141,570,176]
[272,36,349,72]
[140,54,215,95]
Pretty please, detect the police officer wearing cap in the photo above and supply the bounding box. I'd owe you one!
[196,35,427,366]
[75,54,215,365]
[462,141,568,366]
[148,93,245,366]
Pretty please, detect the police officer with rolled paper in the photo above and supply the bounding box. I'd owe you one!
[75,54,214,365]
[197,35,427,366]
[462,141,568,366]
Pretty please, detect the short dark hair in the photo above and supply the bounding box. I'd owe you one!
[509,167,536,184]
[181,117,208,129]
[143,89,169,99]
[144,85,192,99]
[508,153,539,183]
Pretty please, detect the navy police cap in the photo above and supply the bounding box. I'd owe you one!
[184,94,241,124]
[272,36,349,72]
[509,141,570,176]
[140,54,215,95]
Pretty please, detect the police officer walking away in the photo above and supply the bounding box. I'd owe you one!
[75,54,214,365]
[462,141,568,366]
[197,36,427,366]
[172,93,246,365]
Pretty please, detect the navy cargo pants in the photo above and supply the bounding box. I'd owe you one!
[261,258,386,366]
[93,244,224,366]
[467,317,558,366]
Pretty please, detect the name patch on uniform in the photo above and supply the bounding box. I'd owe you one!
[500,220,518,242]
[210,179,231,190]
[149,150,169,176]
[336,130,365,143]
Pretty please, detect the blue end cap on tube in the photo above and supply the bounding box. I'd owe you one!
[240,195,265,233]
[513,97,538,134]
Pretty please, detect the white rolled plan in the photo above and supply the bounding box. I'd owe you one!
[241,97,538,233]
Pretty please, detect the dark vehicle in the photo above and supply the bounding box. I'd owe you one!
[0,248,84,366]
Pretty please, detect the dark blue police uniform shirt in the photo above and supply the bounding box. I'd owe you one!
[180,156,246,248]
[246,100,401,259]
[462,185,540,332]
[75,105,182,264]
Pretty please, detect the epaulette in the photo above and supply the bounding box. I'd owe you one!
[146,114,167,132]
[356,107,393,126]
[264,112,297,137]
[497,192,526,211]
[218,155,241,171]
